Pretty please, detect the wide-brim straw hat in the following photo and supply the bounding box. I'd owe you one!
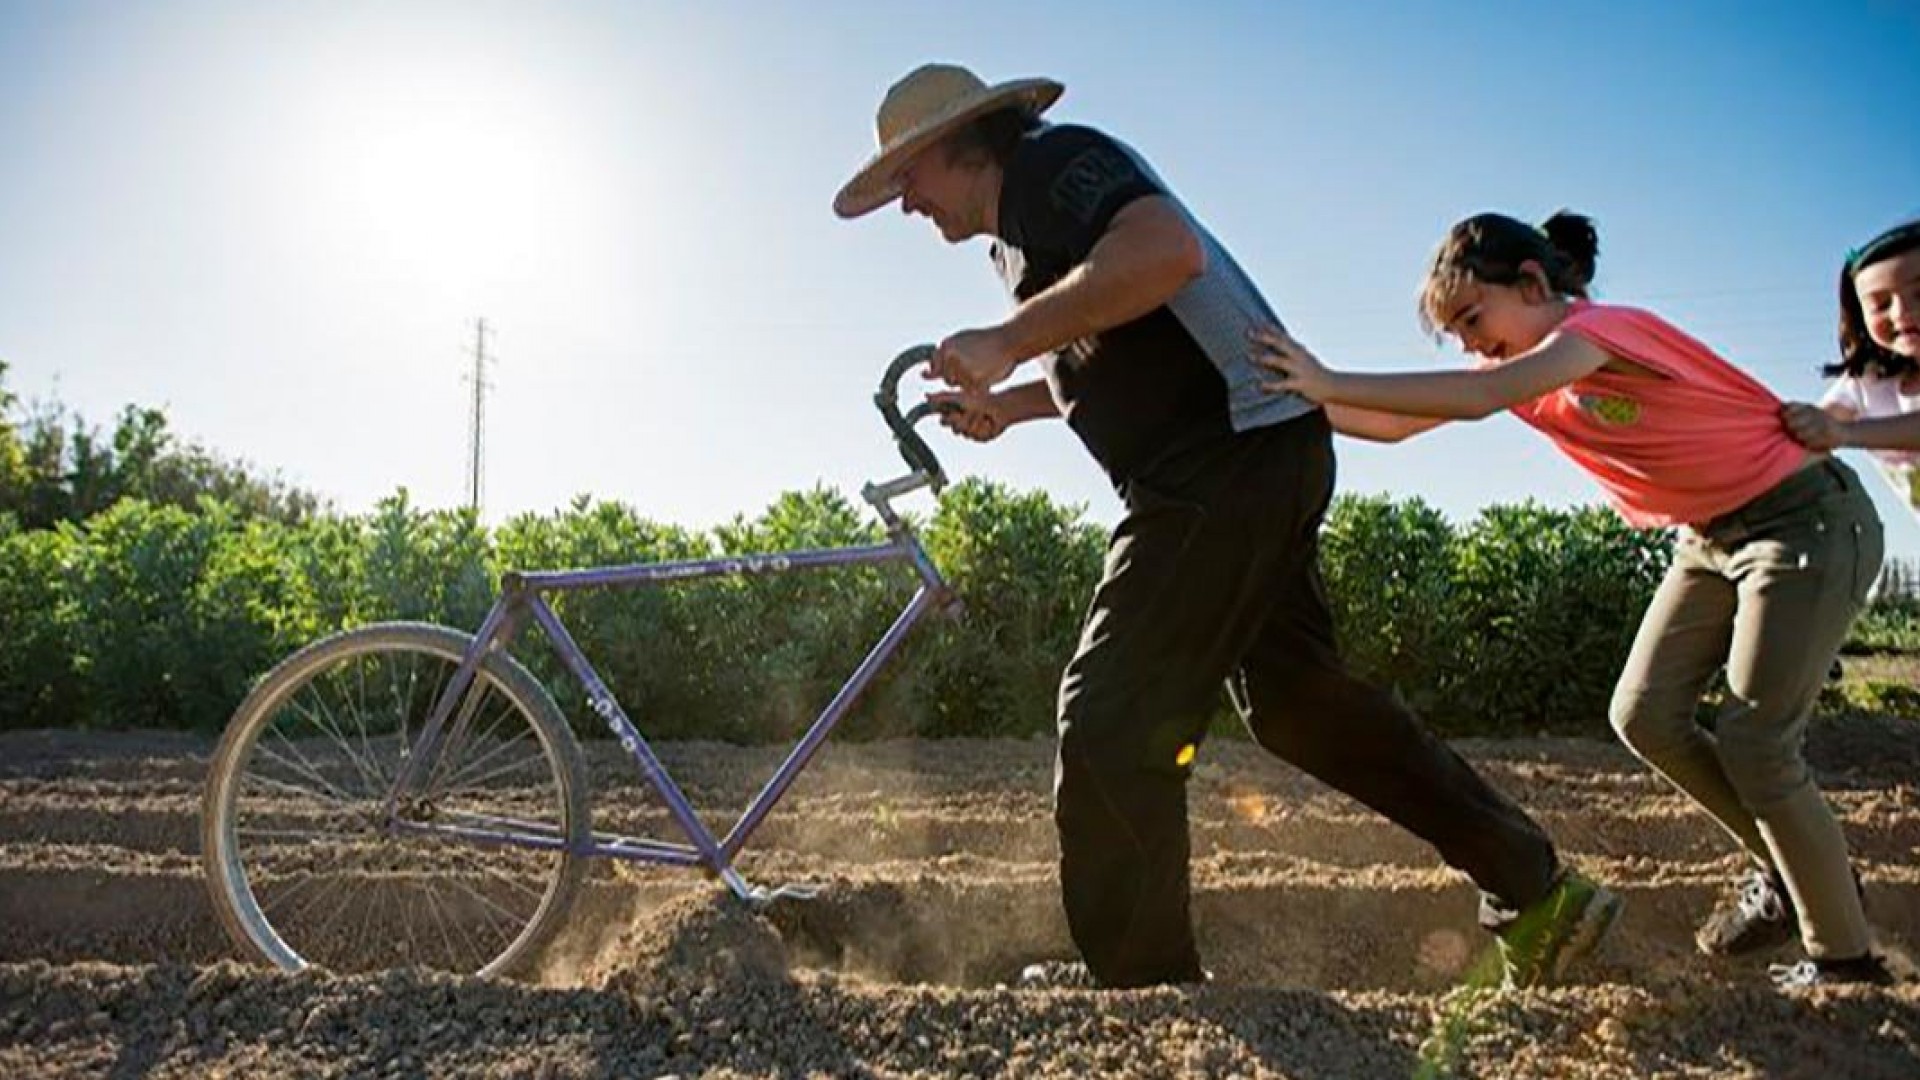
[833,63,1063,219]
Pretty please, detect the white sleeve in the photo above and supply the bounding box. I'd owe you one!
[1817,376,1864,413]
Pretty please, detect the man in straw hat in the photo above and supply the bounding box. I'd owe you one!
[835,63,1620,990]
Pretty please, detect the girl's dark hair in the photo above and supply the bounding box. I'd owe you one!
[1418,211,1599,335]
[940,107,1041,170]
[1826,218,1920,380]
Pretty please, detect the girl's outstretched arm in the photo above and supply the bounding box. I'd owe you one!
[1324,404,1448,443]
[1251,326,1612,420]
[1783,402,1920,452]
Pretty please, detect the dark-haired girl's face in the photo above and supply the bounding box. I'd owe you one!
[1435,276,1566,362]
[1856,249,1920,361]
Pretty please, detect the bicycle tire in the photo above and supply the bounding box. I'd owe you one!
[200,621,590,978]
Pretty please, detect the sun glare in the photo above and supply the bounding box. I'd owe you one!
[296,57,617,293]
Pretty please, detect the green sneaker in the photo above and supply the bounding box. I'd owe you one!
[1496,868,1623,989]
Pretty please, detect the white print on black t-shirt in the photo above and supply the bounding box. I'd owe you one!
[1049,145,1141,226]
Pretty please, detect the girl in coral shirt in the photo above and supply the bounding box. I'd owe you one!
[1254,211,1891,987]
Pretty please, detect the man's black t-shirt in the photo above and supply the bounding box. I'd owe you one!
[993,124,1236,481]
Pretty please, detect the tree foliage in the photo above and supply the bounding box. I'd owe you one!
[0,361,319,530]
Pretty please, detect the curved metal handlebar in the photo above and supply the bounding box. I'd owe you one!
[874,344,949,493]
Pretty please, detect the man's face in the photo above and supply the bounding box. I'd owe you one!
[897,141,988,243]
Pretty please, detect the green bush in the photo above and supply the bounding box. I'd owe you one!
[1431,503,1670,737]
[1846,597,1920,655]
[283,514,376,629]
[1844,680,1920,716]
[489,489,909,744]
[4,478,1907,739]
[61,500,323,730]
[895,478,1105,738]
[67,501,217,727]
[706,487,904,740]
[492,497,717,737]
[1315,498,1675,739]
[0,518,85,728]
[1318,494,1459,717]
[186,511,323,725]
[361,491,493,627]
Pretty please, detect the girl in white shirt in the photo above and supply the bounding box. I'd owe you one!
[1785,219,1920,500]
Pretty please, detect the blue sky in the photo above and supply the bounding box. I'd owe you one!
[3,1,1918,559]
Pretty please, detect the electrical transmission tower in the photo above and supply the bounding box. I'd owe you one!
[463,319,496,513]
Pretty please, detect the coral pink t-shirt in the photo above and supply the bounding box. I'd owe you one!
[1495,301,1807,528]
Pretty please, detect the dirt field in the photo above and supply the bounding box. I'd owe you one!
[3,662,1919,1078]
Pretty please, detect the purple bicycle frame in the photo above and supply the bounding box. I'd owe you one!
[382,459,956,903]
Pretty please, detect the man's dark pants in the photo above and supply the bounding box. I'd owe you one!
[1053,409,1560,987]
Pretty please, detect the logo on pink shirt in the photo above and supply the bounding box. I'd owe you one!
[1573,392,1642,427]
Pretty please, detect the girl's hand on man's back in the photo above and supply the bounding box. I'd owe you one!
[1251,325,1337,403]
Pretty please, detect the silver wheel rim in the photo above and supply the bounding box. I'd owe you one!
[210,634,574,976]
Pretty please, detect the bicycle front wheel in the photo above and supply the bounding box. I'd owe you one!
[201,621,590,978]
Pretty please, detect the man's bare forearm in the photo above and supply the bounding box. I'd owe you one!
[999,197,1205,363]
[996,380,1060,424]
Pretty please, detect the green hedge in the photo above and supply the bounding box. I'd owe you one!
[0,484,1910,739]
[1323,496,1673,735]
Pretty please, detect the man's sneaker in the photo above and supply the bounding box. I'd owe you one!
[1014,960,1211,990]
[1769,954,1897,989]
[1696,869,1796,957]
[1496,868,1624,989]
[1017,960,1099,989]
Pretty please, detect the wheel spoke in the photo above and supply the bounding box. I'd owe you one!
[237,825,344,842]
[441,837,550,907]
[349,654,391,789]
[259,871,326,920]
[424,680,495,799]
[439,728,545,797]
[253,737,358,808]
[419,878,466,971]
[289,680,384,796]
[279,871,349,934]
